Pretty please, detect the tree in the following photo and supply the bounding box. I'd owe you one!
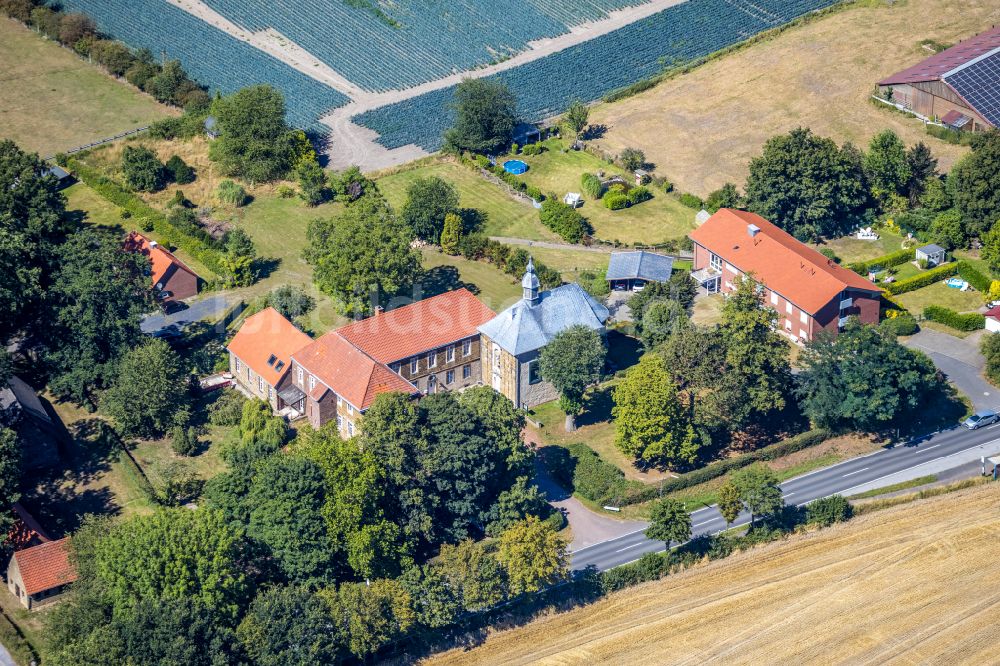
[717,481,742,526]
[440,211,462,255]
[237,586,343,666]
[209,85,295,183]
[266,284,315,320]
[58,12,95,46]
[495,516,568,595]
[645,498,692,551]
[170,425,199,456]
[436,539,507,611]
[0,429,21,554]
[443,78,517,154]
[305,194,421,316]
[297,159,328,206]
[485,476,549,536]
[91,508,249,620]
[398,564,461,629]
[949,130,1000,237]
[564,99,589,139]
[905,141,938,204]
[613,354,700,468]
[627,271,697,319]
[863,129,912,206]
[121,146,166,192]
[221,227,257,287]
[983,221,1000,273]
[101,338,191,438]
[400,176,460,242]
[731,463,783,525]
[929,208,966,250]
[705,182,742,213]
[324,580,414,659]
[459,385,532,477]
[744,128,868,240]
[618,147,646,172]
[90,40,135,77]
[796,320,939,432]
[46,229,154,405]
[145,60,188,105]
[638,299,687,349]
[164,154,195,184]
[538,325,606,431]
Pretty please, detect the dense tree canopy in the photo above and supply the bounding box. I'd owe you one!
[863,129,911,206]
[444,79,518,154]
[538,325,606,430]
[209,85,295,183]
[0,429,21,555]
[494,516,568,595]
[400,176,460,242]
[121,145,167,192]
[645,498,692,549]
[949,130,1000,237]
[237,586,343,666]
[101,338,191,438]
[305,194,422,316]
[744,128,869,240]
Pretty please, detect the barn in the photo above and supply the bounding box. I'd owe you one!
[877,27,1000,132]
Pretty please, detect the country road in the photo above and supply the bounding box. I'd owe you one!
[572,422,1000,571]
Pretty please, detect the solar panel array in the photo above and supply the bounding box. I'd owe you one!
[945,50,1000,127]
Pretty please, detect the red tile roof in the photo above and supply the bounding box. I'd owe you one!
[985,305,1000,320]
[123,232,199,292]
[689,209,882,315]
[336,288,496,364]
[227,308,313,387]
[878,27,1000,85]
[14,538,77,595]
[293,332,417,410]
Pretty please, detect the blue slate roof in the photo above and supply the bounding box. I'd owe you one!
[917,243,946,255]
[605,251,674,282]
[479,283,609,357]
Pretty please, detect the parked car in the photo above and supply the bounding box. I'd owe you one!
[963,410,998,430]
[161,300,188,315]
[150,324,184,341]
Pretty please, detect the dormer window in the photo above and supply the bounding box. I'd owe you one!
[274,361,285,372]
[266,354,277,367]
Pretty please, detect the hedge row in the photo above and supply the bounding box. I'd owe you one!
[847,248,914,275]
[66,158,225,279]
[956,261,991,292]
[922,305,985,332]
[883,263,958,295]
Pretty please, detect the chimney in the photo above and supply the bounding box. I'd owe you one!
[747,224,760,238]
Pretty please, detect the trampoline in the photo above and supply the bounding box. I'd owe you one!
[503,159,528,175]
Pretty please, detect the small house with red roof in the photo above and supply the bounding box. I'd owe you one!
[6,537,77,610]
[690,209,882,343]
[227,307,313,417]
[877,26,1000,132]
[124,232,200,301]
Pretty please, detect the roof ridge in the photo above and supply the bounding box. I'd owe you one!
[943,44,1000,79]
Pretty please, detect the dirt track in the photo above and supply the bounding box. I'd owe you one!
[429,482,1000,665]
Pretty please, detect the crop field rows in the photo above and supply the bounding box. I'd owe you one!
[58,0,350,133]
[355,0,841,151]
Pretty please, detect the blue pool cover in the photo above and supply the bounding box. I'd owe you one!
[504,159,528,175]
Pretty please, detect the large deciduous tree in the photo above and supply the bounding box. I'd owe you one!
[645,498,692,551]
[237,585,344,666]
[744,127,869,240]
[949,130,1000,238]
[495,516,568,595]
[730,463,784,525]
[539,325,606,431]
[323,579,414,660]
[443,79,517,155]
[121,145,167,192]
[863,129,911,206]
[305,194,421,316]
[209,84,295,183]
[400,176,460,242]
[101,338,191,438]
[613,354,700,468]
[564,99,589,139]
[0,429,21,555]
[796,319,939,432]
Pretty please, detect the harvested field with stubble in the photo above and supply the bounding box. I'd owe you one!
[589,0,1000,196]
[429,482,1000,665]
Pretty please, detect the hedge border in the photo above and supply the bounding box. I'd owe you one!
[956,261,991,293]
[922,305,985,332]
[883,263,958,295]
[848,247,914,275]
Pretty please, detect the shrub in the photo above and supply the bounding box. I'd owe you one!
[879,312,918,336]
[805,495,852,526]
[539,198,591,243]
[165,155,195,184]
[883,263,958,295]
[276,184,295,198]
[956,261,991,293]
[847,248,915,275]
[604,193,629,210]
[626,186,652,205]
[922,305,985,331]
[217,180,249,207]
[618,147,646,172]
[525,185,544,201]
[208,389,247,426]
[121,146,166,192]
[678,192,703,209]
[474,154,491,169]
[581,173,604,199]
[926,124,976,146]
[521,143,543,156]
[566,443,644,506]
[819,248,839,263]
[170,426,199,456]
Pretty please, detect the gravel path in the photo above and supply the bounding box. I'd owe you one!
[490,237,615,253]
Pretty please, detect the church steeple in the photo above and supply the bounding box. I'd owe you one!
[522,257,540,305]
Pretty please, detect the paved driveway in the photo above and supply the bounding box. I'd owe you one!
[141,294,233,333]
[904,329,997,411]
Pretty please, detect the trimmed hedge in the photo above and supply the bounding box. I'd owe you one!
[956,261,991,292]
[67,158,225,279]
[847,248,914,275]
[922,305,985,332]
[883,263,958,295]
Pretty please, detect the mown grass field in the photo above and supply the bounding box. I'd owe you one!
[430,482,1000,665]
[589,0,999,196]
[0,19,175,156]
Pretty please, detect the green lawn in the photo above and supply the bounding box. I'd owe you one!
[896,281,984,314]
[811,230,907,264]
[514,138,696,245]
[420,248,522,313]
[692,293,724,326]
[377,159,558,241]
[526,246,610,282]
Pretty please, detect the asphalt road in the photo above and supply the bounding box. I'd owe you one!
[571,423,1000,571]
[141,294,231,333]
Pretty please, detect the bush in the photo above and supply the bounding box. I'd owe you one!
[581,173,604,199]
[626,186,652,205]
[956,261,991,293]
[217,180,249,206]
[847,248,914,275]
[819,248,839,263]
[922,305,985,331]
[208,389,247,426]
[564,443,646,507]
[926,124,976,146]
[276,184,295,198]
[618,147,646,172]
[525,185,544,201]
[121,146,166,192]
[879,312,918,336]
[678,192,703,209]
[170,426,199,456]
[539,198,591,243]
[164,155,195,184]
[883,263,958,295]
[604,193,629,210]
[521,143,544,156]
[805,495,852,526]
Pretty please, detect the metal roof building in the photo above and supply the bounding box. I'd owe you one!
[605,250,674,290]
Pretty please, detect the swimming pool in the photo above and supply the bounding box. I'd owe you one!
[503,159,528,175]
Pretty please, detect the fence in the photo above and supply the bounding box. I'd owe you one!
[46,125,150,161]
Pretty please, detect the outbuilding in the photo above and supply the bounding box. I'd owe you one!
[7,538,77,610]
[606,250,674,291]
[916,243,947,267]
[985,305,1000,333]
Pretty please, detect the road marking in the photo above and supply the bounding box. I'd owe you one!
[841,467,869,477]
[921,444,941,450]
[783,492,795,498]
[614,542,647,553]
[987,423,1000,429]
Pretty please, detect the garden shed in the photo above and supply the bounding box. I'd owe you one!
[916,243,946,267]
[606,250,674,291]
